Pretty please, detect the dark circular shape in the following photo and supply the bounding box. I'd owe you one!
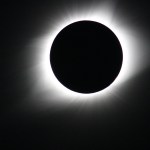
[50,21,123,93]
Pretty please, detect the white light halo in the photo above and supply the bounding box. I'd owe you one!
[32,4,144,103]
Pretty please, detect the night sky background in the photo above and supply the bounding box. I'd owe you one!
[1,0,150,149]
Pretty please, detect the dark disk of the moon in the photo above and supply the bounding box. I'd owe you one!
[50,21,123,93]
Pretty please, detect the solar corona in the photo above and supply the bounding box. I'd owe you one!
[31,2,145,104]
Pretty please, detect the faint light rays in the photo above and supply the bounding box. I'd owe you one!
[28,2,147,106]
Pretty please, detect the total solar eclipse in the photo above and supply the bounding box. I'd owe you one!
[50,21,123,94]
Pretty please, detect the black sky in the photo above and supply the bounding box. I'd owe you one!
[1,0,150,149]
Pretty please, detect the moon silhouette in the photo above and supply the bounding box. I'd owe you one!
[50,21,123,93]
